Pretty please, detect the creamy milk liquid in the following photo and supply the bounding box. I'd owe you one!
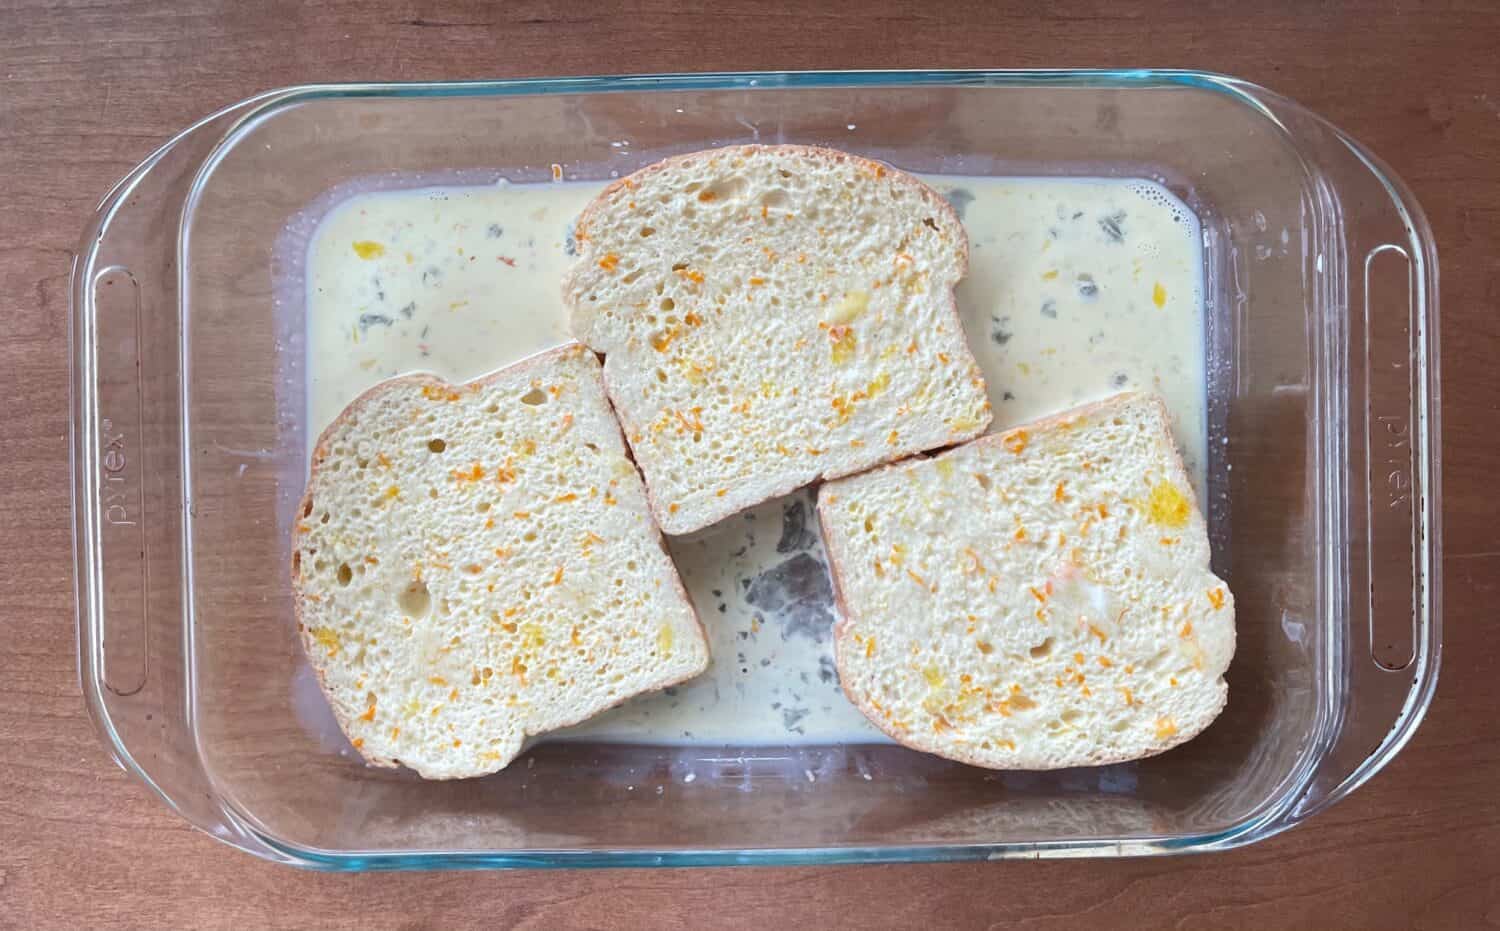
[303,176,1205,745]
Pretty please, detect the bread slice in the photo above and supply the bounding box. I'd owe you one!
[291,343,709,779]
[817,392,1235,769]
[562,144,992,535]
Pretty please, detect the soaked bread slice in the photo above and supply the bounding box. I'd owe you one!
[817,392,1235,769]
[292,343,708,779]
[563,144,992,535]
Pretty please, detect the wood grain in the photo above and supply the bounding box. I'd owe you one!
[2,1,1497,928]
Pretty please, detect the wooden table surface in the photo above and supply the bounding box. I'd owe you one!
[4,1,1497,927]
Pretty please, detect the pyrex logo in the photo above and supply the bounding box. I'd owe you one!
[100,417,135,526]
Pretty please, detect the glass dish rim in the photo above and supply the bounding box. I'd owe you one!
[75,67,1442,870]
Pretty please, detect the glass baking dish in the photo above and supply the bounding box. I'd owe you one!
[71,70,1441,868]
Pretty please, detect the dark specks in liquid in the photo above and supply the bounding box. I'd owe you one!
[357,312,395,332]
[1112,372,1129,388]
[1041,299,1058,319]
[818,655,837,685]
[942,187,975,220]
[744,552,835,643]
[990,314,1013,346]
[422,266,442,286]
[564,223,578,257]
[486,223,504,238]
[399,301,416,319]
[782,707,809,734]
[1002,390,1016,401]
[1099,210,1127,243]
[1077,274,1099,299]
[775,499,819,554]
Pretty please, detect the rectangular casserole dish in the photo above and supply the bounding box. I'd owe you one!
[71,70,1440,867]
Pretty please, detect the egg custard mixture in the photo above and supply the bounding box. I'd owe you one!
[299,174,1206,746]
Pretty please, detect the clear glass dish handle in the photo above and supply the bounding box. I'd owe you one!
[72,93,294,859]
[1254,88,1443,824]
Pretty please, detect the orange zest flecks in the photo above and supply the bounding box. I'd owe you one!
[674,408,705,434]
[359,698,376,722]
[452,462,485,483]
[827,324,856,364]
[650,326,683,352]
[598,253,620,272]
[1208,587,1226,610]
[1002,429,1029,455]
[422,385,461,402]
[352,240,385,259]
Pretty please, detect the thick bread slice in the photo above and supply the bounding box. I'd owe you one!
[292,343,709,779]
[562,144,992,535]
[817,392,1235,769]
